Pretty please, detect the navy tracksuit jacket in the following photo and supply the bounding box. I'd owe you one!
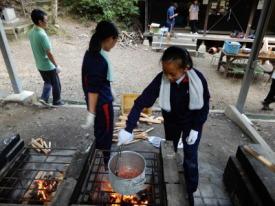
[81,50,113,164]
[125,69,210,193]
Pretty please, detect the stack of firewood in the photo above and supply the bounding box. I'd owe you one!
[115,113,164,128]
[119,30,143,48]
[113,127,154,144]
[113,113,164,144]
[31,137,51,155]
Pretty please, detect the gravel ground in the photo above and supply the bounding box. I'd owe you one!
[0,17,275,115]
[253,121,275,150]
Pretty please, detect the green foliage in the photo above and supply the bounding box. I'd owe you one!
[62,0,139,26]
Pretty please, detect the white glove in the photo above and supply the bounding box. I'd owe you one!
[117,129,134,146]
[186,130,198,145]
[56,65,62,73]
[111,87,117,102]
[81,112,95,129]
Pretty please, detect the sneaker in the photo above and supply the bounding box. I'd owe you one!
[52,100,65,107]
[194,32,199,35]
[39,98,50,106]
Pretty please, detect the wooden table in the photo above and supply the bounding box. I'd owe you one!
[217,50,275,76]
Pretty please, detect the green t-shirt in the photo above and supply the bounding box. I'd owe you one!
[29,26,55,71]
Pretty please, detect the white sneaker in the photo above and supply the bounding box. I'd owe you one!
[39,99,50,106]
[194,32,199,35]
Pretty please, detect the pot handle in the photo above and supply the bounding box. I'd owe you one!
[132,176,146,186]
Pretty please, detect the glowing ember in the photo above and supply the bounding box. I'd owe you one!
[23,171,63,203]
[34,178,58,201]
[93,176,149,206]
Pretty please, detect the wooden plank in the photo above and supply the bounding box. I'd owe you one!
[166,184,188,206]
[161,141,179,184]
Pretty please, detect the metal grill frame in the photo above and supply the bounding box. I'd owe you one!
[0,147,76,205]
[73,149,166,206]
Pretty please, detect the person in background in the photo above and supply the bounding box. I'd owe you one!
[189,0,199,34]
[166,2,178,32]
[81,21,119,168]
[262,66,275,110]
[29,9,64,106]
[117,46,210,206]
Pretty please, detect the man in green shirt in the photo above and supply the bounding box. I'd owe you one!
[29,9,64,106]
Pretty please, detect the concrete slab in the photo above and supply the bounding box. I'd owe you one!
[0,90,9,99]
[3,90,35,104]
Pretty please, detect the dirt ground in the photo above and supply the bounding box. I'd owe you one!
[1,17,275,115]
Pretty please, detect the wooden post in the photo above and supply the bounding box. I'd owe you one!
[203,0,211,36]
[51,0,58,25]
[245,0,259,38]
[145,0,149,32]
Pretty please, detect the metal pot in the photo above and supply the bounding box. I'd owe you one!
[108,151,146,195]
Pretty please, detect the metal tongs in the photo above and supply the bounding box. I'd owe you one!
[114,145,123,176]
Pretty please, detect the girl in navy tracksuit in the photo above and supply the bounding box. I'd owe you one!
[81,21,118,166]
[118,46,210,206]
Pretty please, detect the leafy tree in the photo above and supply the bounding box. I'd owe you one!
[63,0,139,26]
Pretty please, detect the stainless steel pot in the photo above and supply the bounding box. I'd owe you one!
[108,151,146,195]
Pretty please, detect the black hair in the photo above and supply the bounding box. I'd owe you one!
[31,9,47,25]
[173,2,178,8]
[88,21,119,54]
[161,46,193,69]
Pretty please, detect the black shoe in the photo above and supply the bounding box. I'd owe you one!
[188,193,194,206]
[52,100,65,107]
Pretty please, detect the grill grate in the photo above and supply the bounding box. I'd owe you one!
[0,147,76,205]
[74,149,166,206]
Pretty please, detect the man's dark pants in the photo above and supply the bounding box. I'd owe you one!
[39,69,61,104]
[264,78,275,105]
[190,20,198,33]
[164,123,202,194]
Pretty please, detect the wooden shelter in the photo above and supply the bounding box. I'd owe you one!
[140,0,275,35]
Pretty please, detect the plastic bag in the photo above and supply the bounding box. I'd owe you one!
[148,136,165,148]
[260,38,269,54]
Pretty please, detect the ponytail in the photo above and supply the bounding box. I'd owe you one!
[89,32,101,53]
[88,21,119,54]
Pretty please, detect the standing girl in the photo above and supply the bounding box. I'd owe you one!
[189,0,199,34]
[81,21,119,167]
[118,46,210,206]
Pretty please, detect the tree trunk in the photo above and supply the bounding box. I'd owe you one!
[51,0,58,25]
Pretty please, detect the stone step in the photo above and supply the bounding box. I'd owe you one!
[223,156,264,206]
[153,36,197,44]
[152,42,197,51]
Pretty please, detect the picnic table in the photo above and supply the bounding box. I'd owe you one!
[217,50,275,77]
